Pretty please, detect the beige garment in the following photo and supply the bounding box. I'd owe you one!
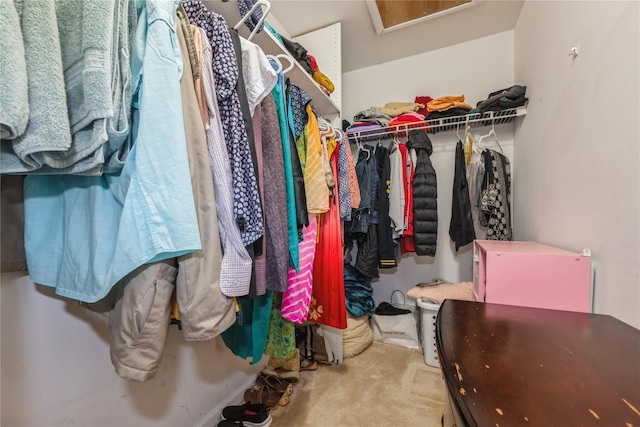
[343,314,373,359]
[191,25,209,126]
[374,102,424,117]
[427,95,473,112]
[175,18,235,341]
[110,260,178,382]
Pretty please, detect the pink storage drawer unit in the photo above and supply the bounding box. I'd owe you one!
[473,240,592,313]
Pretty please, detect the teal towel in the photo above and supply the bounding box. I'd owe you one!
[0,0,29,140]
[0,0,72,173]
[44,0,116,170]
[103,0,137,173]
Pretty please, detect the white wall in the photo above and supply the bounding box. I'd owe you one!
[1,272,265,427]
[343,31,515,304]
[513,1,640,328]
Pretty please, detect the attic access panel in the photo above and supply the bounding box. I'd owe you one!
[366,0,476,35]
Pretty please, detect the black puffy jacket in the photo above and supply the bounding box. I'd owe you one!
[406,130,437,256]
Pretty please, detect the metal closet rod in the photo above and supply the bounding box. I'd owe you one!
[346,106,526,142]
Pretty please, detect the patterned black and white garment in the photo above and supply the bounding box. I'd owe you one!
[479,149,512,240]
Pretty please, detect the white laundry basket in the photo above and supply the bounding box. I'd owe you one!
[416,299,441,368]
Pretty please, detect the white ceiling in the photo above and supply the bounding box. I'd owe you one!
[267,0,525,73]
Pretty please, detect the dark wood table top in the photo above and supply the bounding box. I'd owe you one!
[436,300,640,427]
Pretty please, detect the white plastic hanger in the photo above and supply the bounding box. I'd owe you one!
[317,116,329,132]
[233,0,271,41]
[276,54,295,74]
[265,54,282,73]
[477,118,503,153]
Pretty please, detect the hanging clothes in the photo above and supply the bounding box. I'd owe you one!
[281,214,318,324]
[400,143,416,254]
[252,102,268,296]
[198,26,252,298]
[238,37,277,116]
[301,105,329,214]
[228,26,263,297]
[285,80,309,231]
[406,130,437,257]
[182,0,264,247]
[270,64,299,271]
[376,144,396,268]
[23,0,201,303]
[110,259,178,382]
[337,135,352,221]
[319,127,336,204]
[189,24,209,126]
[229,27,260,199]
[388,140,406,241]
[449,141,476,251]
[288,84,312,142]
[259,94,290,292]
[221,291,273,363]
[480,149,512,241]
[467,142,487,239]
[175,15,235,341]
[309,147,347,329]
[355,223,379,279]
[351,146,373,234]
[352,145,379,278]
[263,292,297,360]
[345,137,361,211]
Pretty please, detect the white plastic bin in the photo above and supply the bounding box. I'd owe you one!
[416,299,441,368]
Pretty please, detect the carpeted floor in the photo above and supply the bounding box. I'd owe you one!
[270,341,445,427]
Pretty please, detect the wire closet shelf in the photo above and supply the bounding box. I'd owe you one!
[346,106,527,143]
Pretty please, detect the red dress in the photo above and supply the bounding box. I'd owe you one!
[308,148,347,329]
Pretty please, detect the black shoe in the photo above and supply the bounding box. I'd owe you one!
[374,302,411,316]
[221,403,272,427]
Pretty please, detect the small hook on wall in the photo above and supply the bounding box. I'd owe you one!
[568,46,579,58]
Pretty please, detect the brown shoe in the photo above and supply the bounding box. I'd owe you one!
[300,358,318,371]
[256,374,294,396]
[260,365,300,383]
[244,385,289,408]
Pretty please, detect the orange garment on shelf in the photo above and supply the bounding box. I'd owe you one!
[427,95,473,112]
[313,70,334,94]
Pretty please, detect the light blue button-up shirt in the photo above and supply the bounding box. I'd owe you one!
[24,0,201,302]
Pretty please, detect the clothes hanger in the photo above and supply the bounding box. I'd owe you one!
[233,0,271,41]
[476,117,504,154]
[276,54,295,74]
[265,54,282,73]
[354,135,371,161]
[317,116,328,131]
[333,128,344,143]
[392,131,400,147]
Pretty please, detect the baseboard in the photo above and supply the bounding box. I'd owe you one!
[192,373,262,427]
